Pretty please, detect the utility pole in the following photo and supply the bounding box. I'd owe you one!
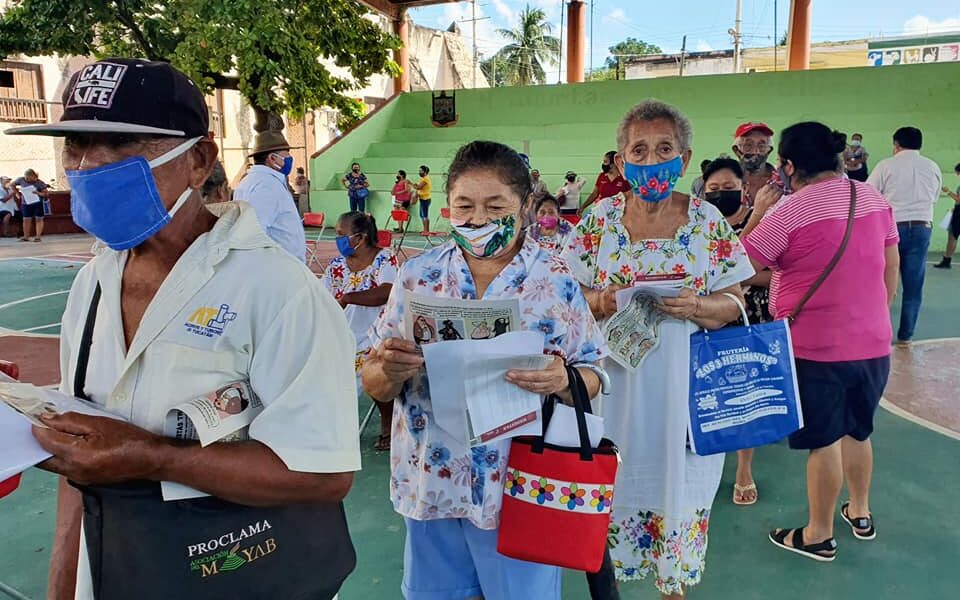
[728,0,743,73]
[773,0,778,71]
[679,35,687,76]
[472,0,478,88]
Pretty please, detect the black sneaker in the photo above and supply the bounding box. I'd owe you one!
[933,257,951,269]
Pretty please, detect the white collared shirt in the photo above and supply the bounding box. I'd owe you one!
[867,149,942,222]
[64,203,360,598]
[232,165,306,261]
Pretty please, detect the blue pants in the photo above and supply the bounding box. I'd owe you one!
[349,193,366,213]
[896,222,932,341]
[402,517,561,600]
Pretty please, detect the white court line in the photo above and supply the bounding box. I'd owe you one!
[21,256,88,265]
[0,290,69,311]
[880,398,960,441]
[0,325,59,339]
[20,322,61,333]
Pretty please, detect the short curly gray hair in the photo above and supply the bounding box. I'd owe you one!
[616,99,693,155]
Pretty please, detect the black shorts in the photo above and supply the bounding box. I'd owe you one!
[21,202,44,219]
[0,209,16,220]
[788,356,890,450]
[847,166,868,182]
[949,207,960,239]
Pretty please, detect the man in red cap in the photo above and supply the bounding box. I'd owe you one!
[732,122,776,206]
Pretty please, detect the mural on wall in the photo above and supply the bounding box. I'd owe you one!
[868,41,960,66]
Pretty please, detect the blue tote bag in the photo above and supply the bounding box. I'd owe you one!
[688,293,803,456]
[688,180,858,456]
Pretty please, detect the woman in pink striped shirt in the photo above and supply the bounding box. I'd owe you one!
[740,122,900,562]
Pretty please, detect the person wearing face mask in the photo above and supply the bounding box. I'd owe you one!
[527,194,573,253]
[732,122,776,207]
[585,150,631,207]
[556,170,586,215]
[741,122,899,563]
[362,140,608,600]
[4,58,360,600]
[842,133,870,182]
[322,211,398,451]
[562,100,754,599]
[701,157,773,508]
[342,162,370,213]
[233,130,307,261]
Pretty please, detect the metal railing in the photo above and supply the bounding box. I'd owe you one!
[0,98,47,123]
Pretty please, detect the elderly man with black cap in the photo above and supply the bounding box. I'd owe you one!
[233,130,307,261]
[4,58,360,600]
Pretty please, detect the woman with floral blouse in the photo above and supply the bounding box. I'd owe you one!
[561,99,754,599]
[363,141,607,599]
[321,211,398,450]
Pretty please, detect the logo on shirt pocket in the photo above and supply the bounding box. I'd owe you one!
[185,304,237,338]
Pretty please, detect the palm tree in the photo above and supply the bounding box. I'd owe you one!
[494,5,560,86]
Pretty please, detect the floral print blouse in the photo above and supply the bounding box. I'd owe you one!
[527,219,574,254]
[370,235,607,529]
[560,193,751,294]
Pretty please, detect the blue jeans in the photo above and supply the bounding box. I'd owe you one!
[896,223,932,341]
[349,193,366,213]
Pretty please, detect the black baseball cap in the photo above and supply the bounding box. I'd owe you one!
[6,58,208,137]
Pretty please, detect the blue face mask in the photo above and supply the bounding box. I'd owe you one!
[622,155,684,203]
[66,137,201,251]
[279,155,294,176]
[336,234,358,257]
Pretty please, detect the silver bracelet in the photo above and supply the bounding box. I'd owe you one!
[570,362,611,396]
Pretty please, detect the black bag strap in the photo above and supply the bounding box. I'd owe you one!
[73,283,102,401]
[535,365,594,461]
[789,179,857,323]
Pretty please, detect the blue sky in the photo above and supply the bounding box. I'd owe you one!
[407,0,960,81]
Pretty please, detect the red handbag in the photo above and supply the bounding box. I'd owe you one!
[497,366,619,572]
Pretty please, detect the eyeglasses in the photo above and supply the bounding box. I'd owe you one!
[738,142,771,153]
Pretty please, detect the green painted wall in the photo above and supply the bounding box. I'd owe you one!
[311,62,959,244]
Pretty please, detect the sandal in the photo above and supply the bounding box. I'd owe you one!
[768,527,837,562]
[373,433,391,451]
[733,482,758,505]
[841,501,876,540]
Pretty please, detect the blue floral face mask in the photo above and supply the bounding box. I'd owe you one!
[66,137,201,250]
[622,155,684,203]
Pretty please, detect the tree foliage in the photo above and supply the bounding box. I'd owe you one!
[480,56,506,88]
[604,37,662,69]
[491,5,559,86]
[0,0,401,128]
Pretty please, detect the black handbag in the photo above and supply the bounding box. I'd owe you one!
[71,284,356,600]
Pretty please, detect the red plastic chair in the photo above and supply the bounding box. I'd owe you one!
[376,229,392,249]
[303,212,327,268]
[421,206,451,247]
[388,209,411,259]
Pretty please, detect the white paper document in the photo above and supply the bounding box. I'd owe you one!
[543,403,605,448]
[0,402,51,482]
[404,292,521,345]
[0,378,125,482]
[464,354,552,445]
[604,283,683,372]
[421,330,549,446]
[161,381,262,501]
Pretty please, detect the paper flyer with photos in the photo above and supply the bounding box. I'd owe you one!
[403,291,520,345]
[162,381,263,501]
[603,284,681,371]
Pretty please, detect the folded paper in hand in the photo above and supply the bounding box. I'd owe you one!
[543,403,605,448]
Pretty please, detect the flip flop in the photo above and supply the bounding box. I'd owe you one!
[733,482,758,505]
[373,434,391,452]
[841,501,876,540]
[769,527,837,562]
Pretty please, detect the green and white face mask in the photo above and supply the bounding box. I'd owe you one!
[450,215,517,259]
